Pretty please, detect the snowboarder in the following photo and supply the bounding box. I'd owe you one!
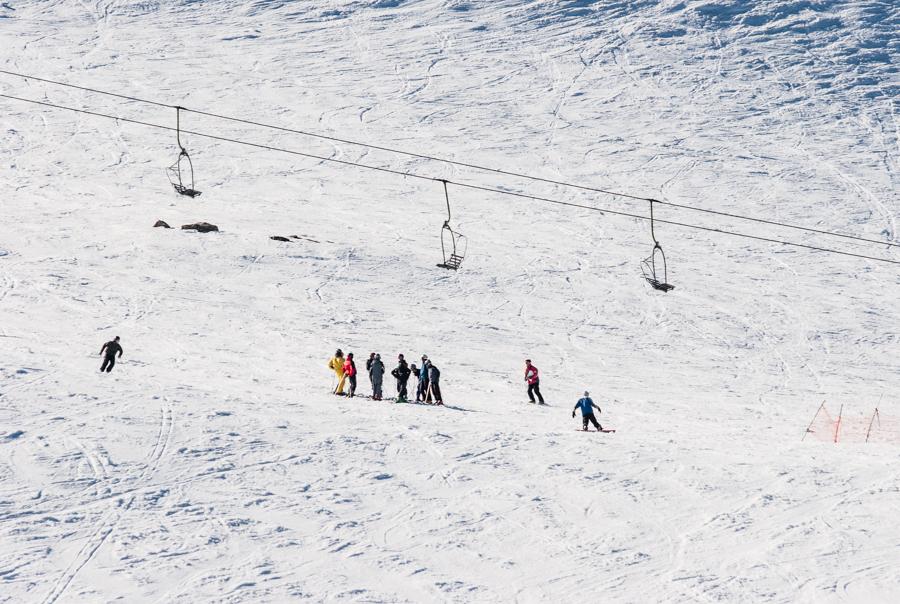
[99,336,123,373]
[572,391,603,431]
[524,359,545,404]
[328,349,346,395]
[427,361,443,405]
[343,353,358,398]
[391,354,411,402]
[370,353,385,400]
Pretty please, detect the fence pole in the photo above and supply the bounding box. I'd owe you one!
[865,408,880,443]
[802,401,826,442]
[833,404,844,444]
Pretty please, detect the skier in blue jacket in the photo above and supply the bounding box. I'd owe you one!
[572,391,603,431]
[418,355,430,402]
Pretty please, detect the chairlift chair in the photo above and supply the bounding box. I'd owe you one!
[641,199,674,292]
[166,107,201,198]
[436,180,467,270]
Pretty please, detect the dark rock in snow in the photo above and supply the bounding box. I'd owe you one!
[270,236,291,242]
[154,220,171,228]
[181,222,219,233]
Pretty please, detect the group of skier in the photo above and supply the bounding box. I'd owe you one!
[323,352,610,432]
[98,336,610,432]
[327,349,443,405]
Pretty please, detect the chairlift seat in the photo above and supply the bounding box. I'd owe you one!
[645,277,674,292]
[437,253,464,270]
[172,184,202,198]
[167,154,201,198]
[641,244,674,293]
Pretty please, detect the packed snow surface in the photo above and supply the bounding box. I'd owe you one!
[1,0,899,602]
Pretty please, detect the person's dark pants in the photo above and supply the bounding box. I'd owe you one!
[373,377,383,400]
[527,381,544,404]
[348,375,357,397]
[397,378,408,400]
[430,381,443,404]
[100,356,116,373]
[583,413,601,431]
[418,379,429,402]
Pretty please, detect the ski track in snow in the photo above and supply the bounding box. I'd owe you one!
[1,0,900,602]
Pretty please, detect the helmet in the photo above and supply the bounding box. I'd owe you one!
[584,391,589,397]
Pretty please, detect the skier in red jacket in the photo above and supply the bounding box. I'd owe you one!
[343,353,358,398]
[524,359,545,404]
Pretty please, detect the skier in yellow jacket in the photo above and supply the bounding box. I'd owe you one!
[328,349,347,395]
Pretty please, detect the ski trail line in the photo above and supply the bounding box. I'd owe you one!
[42,400,173,603]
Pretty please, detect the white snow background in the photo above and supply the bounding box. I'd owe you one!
[1,0,899,602]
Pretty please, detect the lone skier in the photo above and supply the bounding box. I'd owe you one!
[370,353,385,400]
[391,354,411,402]
[99,336,123,373]
[328,349,346,395]
[572,391,604,432]
[524,359,545,404]
[343,353,358,398]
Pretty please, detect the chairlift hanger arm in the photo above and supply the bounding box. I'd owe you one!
[175,106,186,152]
[648,198,659,246]
[441,179,451,223]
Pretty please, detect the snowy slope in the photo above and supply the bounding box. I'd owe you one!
[1,0,899,602]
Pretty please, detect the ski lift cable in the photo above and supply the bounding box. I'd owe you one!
[0,68,897,250]
[2,91,900,267]
[452,178,900,266]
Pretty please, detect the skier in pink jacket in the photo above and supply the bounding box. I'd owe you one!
[524,359,545,404]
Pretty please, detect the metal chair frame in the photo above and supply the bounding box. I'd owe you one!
[436,180,467,270]
[641,199,674,292]
[166,107,201,198]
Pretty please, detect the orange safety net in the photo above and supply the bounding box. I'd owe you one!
[803,405,900,444]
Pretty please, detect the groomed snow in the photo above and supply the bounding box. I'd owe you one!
[1,1,899,602]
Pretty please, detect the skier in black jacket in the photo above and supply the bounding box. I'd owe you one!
[99,336,123,373]
[409,364,420,401]
[365,352,376,395]
[427,361,443,405]
[391,354,411,402]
